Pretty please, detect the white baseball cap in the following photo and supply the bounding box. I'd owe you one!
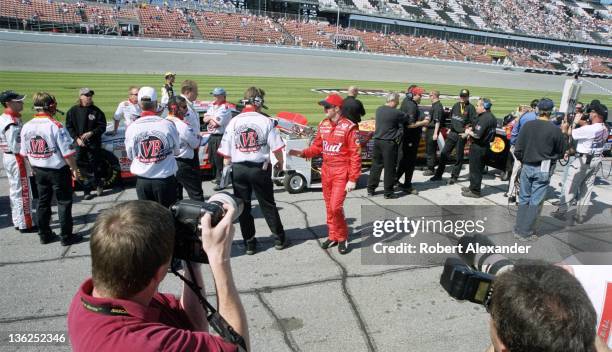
[137,87,157,102]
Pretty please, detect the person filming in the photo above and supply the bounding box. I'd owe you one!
[67,200,249,352]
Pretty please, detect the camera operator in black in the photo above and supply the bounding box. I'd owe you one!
[366,92,408,199]
[395,86,429,195]
[461,98,497,198]
[423,90,444,176]
[431,89,477,184]
[65,88,107,200]
[217,87,286,256]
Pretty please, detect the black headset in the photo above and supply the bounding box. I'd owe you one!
[33,94,63,115]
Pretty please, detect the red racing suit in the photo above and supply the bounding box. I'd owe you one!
[302,117,361,242]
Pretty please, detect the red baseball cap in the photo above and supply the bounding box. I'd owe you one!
[409,86,425,96]
[319,94,344,109]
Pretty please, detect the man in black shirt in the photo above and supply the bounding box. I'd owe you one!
[65,88,107,200]
[423,90,444,176]
[431,88,477,184]
[395,86,429,195]
[342,86,366,124]
[367,93,408,199]
[462,98,497,198]
[513,98,565,241]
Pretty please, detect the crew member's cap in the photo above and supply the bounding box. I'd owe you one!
[587,100,608,120]
[319,94,344,109]
[211,87,226,96]
[164,72,176,78]
[459,89,470,97]
[0,90,26,104]
[79,88,94,96]
[537,98,554,112]
[409,86,425,96]
[137,87,157,102]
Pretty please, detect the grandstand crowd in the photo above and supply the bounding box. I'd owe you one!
[1,0,611,73]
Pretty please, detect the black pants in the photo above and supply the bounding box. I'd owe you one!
[232,162,284,242]
[76,145,101,194]
[434,131,466,179]
[34,166,73,237]
[367,139,398,195]
[425,128,437,172]
[396,134,420,187]
[468,143,488,194]
[208,134,224,183]
[176,157,204,201]
[136,175,177,208]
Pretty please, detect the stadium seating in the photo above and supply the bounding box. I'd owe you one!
[138,6,192,39]
[193,12,285,44]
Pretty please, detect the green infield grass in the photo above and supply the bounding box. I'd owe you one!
[1,71,610,125]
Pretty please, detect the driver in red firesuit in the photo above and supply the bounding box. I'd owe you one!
[289,94,361,255]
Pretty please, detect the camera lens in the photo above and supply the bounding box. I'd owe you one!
[208,192,244,224]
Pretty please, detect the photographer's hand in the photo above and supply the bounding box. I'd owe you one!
[201,207,250,351]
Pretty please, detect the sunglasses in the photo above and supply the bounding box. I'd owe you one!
[82,93,93,97]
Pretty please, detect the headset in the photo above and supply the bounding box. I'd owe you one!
[482,100,492,111]
[241,96,267,109]
[33,94,64,115]
[405,85,417,100]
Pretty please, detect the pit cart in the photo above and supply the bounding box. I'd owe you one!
[270,112,321,194]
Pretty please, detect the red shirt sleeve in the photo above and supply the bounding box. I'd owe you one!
[346,126,362,182]
[302,122,324,158]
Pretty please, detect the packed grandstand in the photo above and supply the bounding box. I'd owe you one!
[1,0,610,74]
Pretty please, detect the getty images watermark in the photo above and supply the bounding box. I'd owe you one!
[360,205,612,265]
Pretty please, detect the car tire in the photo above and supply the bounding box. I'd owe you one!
[99,150,122,188]
[284,173,306,194]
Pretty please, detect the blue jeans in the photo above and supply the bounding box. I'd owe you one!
[514,163,551,237]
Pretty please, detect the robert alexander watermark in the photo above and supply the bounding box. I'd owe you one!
[360,205,612,265]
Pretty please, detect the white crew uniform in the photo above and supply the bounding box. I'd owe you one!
[0,110,34,230]
[218,107,285,243]
[113,100,141,127]
[125,113,179,179]
[166,116,205,160]
[181,95,201,133]
[556,122,609,216]
[20,113,76,239]
[167,115,207,201]
[206,101,233,183]
[20,114,76,169]
[218,111,284,163]
[125,112,180,207]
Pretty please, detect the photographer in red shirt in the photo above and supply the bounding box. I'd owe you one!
[289,94,361,254]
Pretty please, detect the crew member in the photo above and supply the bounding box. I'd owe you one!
[0,90,36,233]
[111,86,141,134]
[289,94,361,255]
[512,98,565,241]
[218,87,286,255]
[160,72,175,111]
[204,87,232,190]
[423,90,443,176]
[124,87,180,208]
[552,100,608,224]
[66,88,107,200]
[461,98,497,198]
[180,80,201,132]
[431,88,477,184]
[366,92,407,199]
[20,92,82,246]
[396,86,429,195]
[166,96,206,202]
[506,99,539,202]
[342,86,366,124]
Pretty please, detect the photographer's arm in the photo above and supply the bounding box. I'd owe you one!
[180,263,209,332]
[201,209,250,351]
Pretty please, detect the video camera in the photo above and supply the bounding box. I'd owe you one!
[440,235,514,306]
[171,192,244,263]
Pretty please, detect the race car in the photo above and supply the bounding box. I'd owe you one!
[97,101,240,187]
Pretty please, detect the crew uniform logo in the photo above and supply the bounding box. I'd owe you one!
[27,135,54,159]
[135,131,171,164]
[235,124,265,153]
